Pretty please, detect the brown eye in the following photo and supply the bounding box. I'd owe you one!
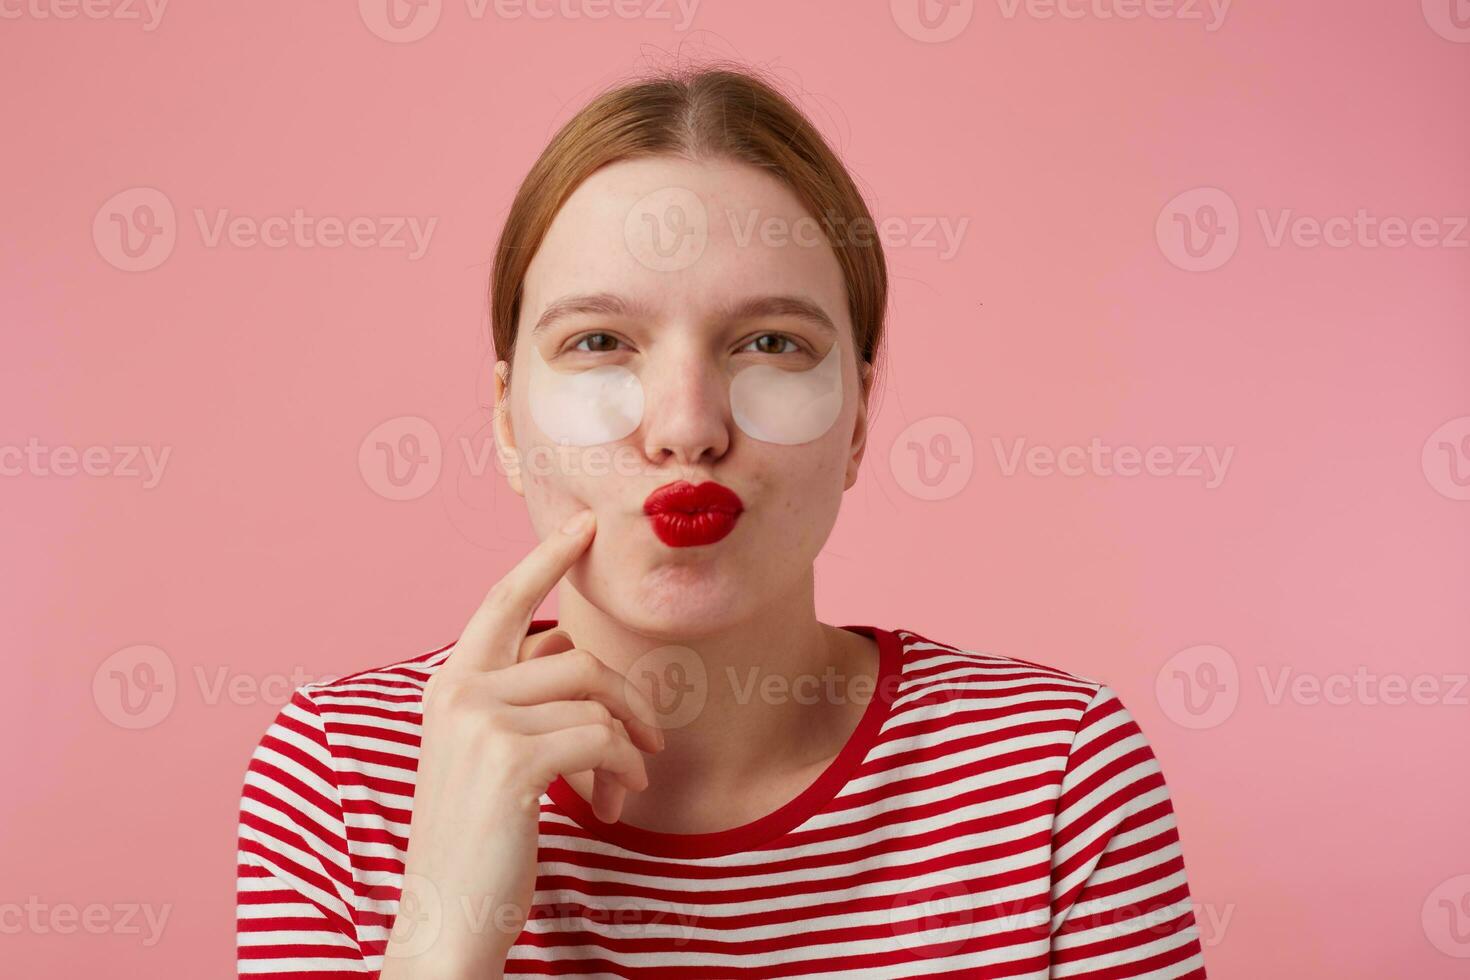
[573,332,620,353]
[745,332,797,355]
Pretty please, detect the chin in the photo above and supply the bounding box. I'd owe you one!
[610,570,750,641]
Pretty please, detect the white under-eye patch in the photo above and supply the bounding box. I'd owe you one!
[730,341,844,445]
[524,339,844,448]
[526,344,644,446]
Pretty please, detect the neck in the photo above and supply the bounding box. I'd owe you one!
[547,571,871,816]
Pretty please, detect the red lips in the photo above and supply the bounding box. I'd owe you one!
[643,481,744,547]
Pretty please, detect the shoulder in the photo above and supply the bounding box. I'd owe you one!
[885,626,1156,754]
[883,627,1175,796]
[299,640,455,705]
[889,625,1106,709]
[242,640,457,779]
[313,638,460,692]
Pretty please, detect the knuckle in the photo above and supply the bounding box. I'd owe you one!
[480,731,526,775]
[479,705,513,734]
[492,728,526,758]
[482,580,516,614]
[428,676,483,720]
[569,648,600,681]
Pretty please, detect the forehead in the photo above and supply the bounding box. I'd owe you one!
[519,155,850,335]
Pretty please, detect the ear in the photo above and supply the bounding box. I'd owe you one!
[844,359,873,491]
[493,359,525,497]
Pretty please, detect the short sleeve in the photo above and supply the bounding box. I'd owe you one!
[236,687,372,977]
[1047,684,1207,978]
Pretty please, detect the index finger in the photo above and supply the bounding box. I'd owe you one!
[443,508,596,675]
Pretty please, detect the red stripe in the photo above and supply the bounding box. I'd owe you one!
[235,625,1207,977]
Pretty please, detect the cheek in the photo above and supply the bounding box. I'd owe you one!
[754,434,848,514]
[521,466,589,541]
[519,445,617,512]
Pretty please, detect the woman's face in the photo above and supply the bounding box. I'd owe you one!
[494,155,871,637]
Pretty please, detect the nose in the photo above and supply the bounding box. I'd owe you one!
[639,343,730,469]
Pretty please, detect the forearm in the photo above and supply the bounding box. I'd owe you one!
[378,949,505,980]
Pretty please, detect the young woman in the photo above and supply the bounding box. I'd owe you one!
[235,65,1207,979]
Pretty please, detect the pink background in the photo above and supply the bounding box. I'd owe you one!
[3,2,1468,976]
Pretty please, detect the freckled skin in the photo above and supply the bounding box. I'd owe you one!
[492,156,871,642]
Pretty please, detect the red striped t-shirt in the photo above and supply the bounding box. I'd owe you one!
[235,621,1207,978]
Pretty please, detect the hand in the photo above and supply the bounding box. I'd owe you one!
[379,510,666,977]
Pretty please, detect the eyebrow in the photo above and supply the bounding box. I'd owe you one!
[530,292,839,338]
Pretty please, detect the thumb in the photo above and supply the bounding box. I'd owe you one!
[519,628,575,664]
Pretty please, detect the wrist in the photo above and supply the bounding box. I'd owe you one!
[381,931,510,980]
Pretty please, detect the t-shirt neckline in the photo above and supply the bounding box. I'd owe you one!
[535,619,902,859]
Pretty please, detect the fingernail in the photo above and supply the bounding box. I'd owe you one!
[560,510,594,535]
